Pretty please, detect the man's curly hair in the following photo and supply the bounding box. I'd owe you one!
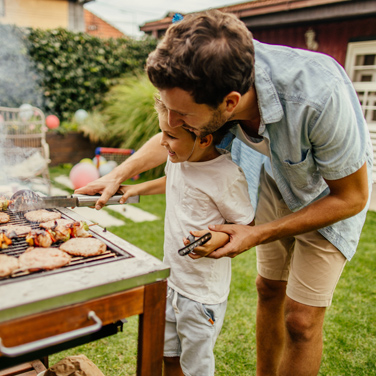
[146,10,255,109]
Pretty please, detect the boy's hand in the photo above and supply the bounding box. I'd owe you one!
[183,230,230,259]
[117,185,140,203]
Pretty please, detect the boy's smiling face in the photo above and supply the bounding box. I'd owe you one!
[159,114,196,163]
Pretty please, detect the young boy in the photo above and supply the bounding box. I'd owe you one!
[119,98,254,376]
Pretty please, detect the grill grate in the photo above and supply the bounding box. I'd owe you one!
[0,208,133,283]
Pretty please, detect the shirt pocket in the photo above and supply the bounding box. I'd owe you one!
[282,148,321,189]
[181,187,211,222]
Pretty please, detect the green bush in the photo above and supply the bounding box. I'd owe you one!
[26,28,157,120]
[78,74,165,179]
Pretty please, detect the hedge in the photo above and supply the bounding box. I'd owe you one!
[0,25,157,121]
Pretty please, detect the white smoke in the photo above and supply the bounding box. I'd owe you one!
[0,24,49,196]
[0,25,44,108]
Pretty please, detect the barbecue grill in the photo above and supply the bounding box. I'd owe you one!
[0,206,169,375]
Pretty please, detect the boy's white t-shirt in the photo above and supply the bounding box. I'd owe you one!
[164,150,254,304]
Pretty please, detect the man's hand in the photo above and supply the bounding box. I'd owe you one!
[74,172,124,210]
[183,230,230,259]
[206,224,257,258]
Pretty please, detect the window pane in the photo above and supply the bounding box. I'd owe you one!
[364,55,376,66]
[361,75,373,82]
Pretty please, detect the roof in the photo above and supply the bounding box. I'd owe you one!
[84,9,126,39]
[217,0,350,16]
[140,0,370,32]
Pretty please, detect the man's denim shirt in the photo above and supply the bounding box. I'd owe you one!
[230,40,373,261]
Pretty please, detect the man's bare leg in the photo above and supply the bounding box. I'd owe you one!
[278,297,326,376]
[256,275,326,376]
[163,356,184,376]
[256,275,287,376]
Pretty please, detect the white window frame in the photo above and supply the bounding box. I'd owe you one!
[345,40,376,181]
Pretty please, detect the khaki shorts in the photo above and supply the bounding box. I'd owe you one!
[255,167,346,307]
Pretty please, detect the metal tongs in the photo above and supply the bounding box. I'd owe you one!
[8,189,139,212]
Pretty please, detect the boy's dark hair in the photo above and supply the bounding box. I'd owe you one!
[146,10,255,109]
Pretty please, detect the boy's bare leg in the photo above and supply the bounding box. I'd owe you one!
[256,276,287,376]
[163,356,184,376]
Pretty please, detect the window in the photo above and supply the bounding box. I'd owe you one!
[345,40,376,181]
[0,0,4,17]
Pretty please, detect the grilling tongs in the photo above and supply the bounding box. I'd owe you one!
[8,189,140,212]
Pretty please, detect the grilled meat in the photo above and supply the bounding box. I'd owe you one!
[24,209,61,223]
[26,229,55,248]
[0,254,19,277]
[40,219,91,241]
[0,212,10,224]
[0,225,32,237]
[60,238,106,257]
[19,247,71,272]
[40,219,74,229]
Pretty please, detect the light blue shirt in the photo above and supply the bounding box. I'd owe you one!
[229,40,373,261]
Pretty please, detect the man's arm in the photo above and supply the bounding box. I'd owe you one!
[74,133,167,209]
[208,163,369,258]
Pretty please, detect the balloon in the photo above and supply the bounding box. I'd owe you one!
[74,109,88,123]
[99,161,117,176]
[107,160,118,169]
[80,158,94,165]
[45,114,60,129]
[92,155,106,168]
[69,162,100,190]
[19,104,33,121]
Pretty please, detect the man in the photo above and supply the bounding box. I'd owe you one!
[76,10,373,376]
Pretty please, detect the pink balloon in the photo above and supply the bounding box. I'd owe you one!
[69,162,100,190]
[46,114,60,129]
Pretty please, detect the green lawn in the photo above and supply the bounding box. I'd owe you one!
[48,169,376,375]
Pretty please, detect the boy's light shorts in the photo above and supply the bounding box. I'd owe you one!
[255,167,347,307]
[164,287,227,376]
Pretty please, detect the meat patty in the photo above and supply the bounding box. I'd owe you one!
[40,219,74,229]
[19,247,71,271]
[24,209,61,223]
[1,225,32,237]
[0,212,10,224]
[0,254,19,277]
[60,238,107,257]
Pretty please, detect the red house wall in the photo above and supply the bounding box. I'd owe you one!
[251,16,376,67]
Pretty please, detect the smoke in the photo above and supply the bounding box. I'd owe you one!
[0,24,44,108]
[0,24,49,196]
[0,105,50,196]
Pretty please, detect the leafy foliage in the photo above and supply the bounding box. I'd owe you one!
[78,74,165,178]
[25,28,157,120]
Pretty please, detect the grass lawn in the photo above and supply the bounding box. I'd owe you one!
[48,169,376,375]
